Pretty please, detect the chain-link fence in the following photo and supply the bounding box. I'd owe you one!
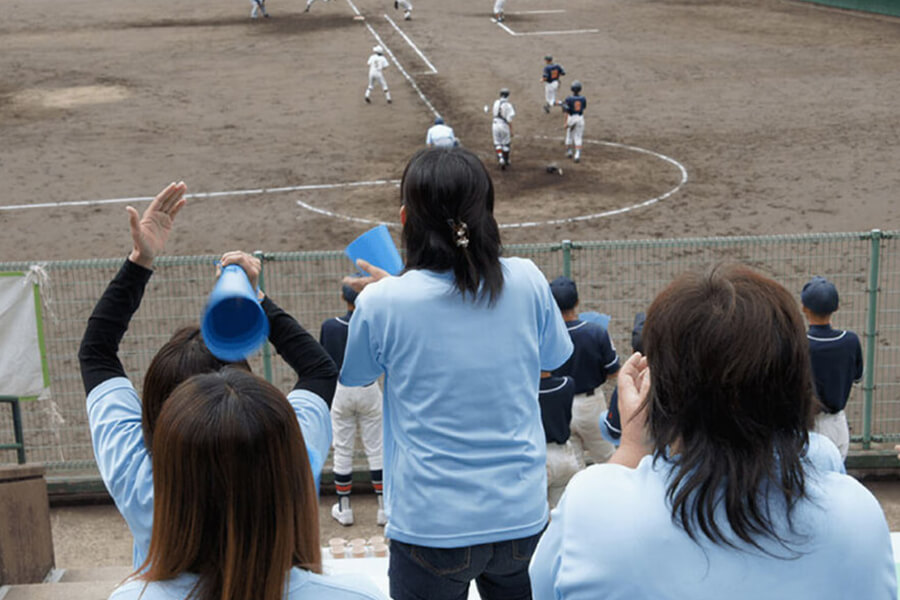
[0,230,895,472]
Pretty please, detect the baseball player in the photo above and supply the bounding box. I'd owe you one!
[426,117,458,148]
[365,46,392,104]
[249,0,269,18]
[541,55,566,113]
[394,0,412,20]
[304,0,329,12]
[493,0,507,22]
[320,284,386,527]
[560,80,586,162]
[491,88,515,169]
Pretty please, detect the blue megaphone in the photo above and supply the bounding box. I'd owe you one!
[201,265,270,362]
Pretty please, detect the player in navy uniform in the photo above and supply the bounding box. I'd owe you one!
[320,283,385,527]
[549,276,619,468]
[801,276,863,460]
[559,81,586,162]
[538,371,579,507]
[541,56,566,113]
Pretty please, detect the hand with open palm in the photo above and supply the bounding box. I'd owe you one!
[126,181,187,268]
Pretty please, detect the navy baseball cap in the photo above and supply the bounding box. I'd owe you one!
[342,283,359,305]
[549,276,578,311]
[801,276,839,315]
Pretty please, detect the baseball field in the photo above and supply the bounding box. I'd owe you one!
[1,0,898,263]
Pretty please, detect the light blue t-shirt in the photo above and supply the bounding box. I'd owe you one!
[529,455,896,600]
[109,566,387,600]
[340,257,573,547]
[87,377,332,569]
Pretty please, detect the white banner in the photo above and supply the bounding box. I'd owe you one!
[0,273,46,397]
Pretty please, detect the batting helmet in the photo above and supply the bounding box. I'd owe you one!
[571,80,583,94]
[434,117,445,125]
[544,55,553,62]
[499,88,510,98]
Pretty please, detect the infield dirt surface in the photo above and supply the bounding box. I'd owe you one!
[1,0,899,262]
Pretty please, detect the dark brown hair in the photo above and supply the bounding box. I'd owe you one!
[136,368,321,600]
[642,264,816,551]
[141,326,249,453]
[401,148,504,304]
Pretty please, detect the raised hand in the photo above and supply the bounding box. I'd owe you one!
[126,182,187,268]
[219,251,263,298]
[609,352,653,468]
[342,258,391,293]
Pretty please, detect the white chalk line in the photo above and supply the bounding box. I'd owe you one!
[383,14,438,75]
[510,9,566,14]
[294,137,689,229]
[347,0,440,117]
[0,180,401,212]
[490,17,598,36]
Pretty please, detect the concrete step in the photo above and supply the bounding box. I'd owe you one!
[56,566,131,583]
[0,581,117,600]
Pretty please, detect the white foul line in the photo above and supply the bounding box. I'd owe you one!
[490,17,598,36]
[0,180,401,212]
[510,9,566,14]
[383,14,438,75]
[295,138,689,229]
[347,0,440,118]
[491,18,518,36]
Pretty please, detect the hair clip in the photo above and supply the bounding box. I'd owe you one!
[446,219,470,248]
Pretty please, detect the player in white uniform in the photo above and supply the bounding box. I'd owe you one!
[393,0,412,20]
[491,88,515,169]
[493,0,507,22]
[426,117,458,148]
[365,46,392,104]
[304,0,330,12]
[249,0,269,18]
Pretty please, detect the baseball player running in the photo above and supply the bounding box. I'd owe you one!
[560,80,586,162]
[493,0,507,22]
[394,0,412,20]
[426,117,458,148]
[542,55,566,113]
[249,0,269,18]
[491,88,516,169]
[365,46,392,104]
[304,0,329,12]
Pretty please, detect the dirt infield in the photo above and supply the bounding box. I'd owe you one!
[1,0,898,262]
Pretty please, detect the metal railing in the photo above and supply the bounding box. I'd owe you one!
[0,229,896,471]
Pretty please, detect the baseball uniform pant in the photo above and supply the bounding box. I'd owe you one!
[492,121,511,151]
[570,390,615,467]
[544,80,560,107]
[397,0,412,9]
[546,441,581,508]
[565,114,585,148]
[813,410,849,460]
[331,382,384,474]
[493,0,507,14]
[366,73,390,97]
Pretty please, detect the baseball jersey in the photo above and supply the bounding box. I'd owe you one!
[543,63,566,83]
[530,456,896,600]
[340,257,573,548]
[426,124,457,147]
[552,319,620,395]
[320,311,352,370]
[88,377,332,569]
[807,324,863,413]
[562,94,587,116]
[368,54,389,76]
[493,98,516,124]
[539,375,575,445]
[110,566,387,600]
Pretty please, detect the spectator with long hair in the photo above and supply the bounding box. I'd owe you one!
[80,182,337,569]
[341,147,573,600]
[529,264,896,599]
[109,369,385,600]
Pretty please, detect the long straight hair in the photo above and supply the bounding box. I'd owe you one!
[401,148,504,304]
[135,369,321,600]
[642,264,816,552]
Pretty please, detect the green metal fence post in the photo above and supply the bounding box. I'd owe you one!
[11,399,25,464]
[562,240,572,279]
[254,251,274,384]
[862,230,882,450]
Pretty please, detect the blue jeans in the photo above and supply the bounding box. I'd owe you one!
[389,532,543,600]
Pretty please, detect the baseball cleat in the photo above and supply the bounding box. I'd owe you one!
[387,98,392,104]
[404,11,411,19]
[394,0,398,8]
[331,503,354,526]
[365,96,371,103]
[566,148,574,158]
[543,103,551,113]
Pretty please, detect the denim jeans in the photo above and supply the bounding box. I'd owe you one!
[389,531,543,600]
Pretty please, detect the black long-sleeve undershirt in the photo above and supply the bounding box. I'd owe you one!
[79,258,337,406]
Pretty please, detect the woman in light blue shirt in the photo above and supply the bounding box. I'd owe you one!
[529,264,896,600]
[341,148,573,600]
